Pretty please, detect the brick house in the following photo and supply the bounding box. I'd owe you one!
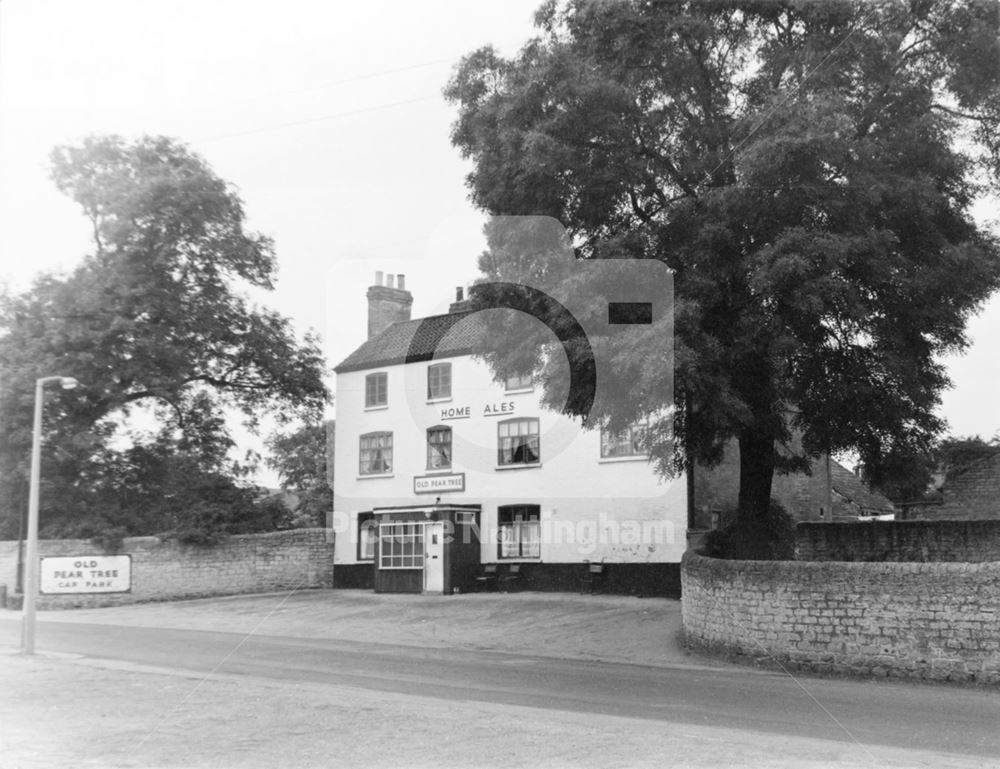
[903,451,1000,520]
[692,443,895,528]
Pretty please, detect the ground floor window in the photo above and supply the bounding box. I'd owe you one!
[379,522,424,569]
[498,504,540,559]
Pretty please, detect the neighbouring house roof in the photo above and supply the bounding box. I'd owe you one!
[335,311,483,373]
[830,461,895,514]
[942,449,1000,487]
[260,488,301,511]
[902,451,1000,519]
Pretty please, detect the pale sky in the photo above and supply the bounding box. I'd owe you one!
[1,0,998,486]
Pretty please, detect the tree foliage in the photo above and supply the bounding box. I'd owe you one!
[446,0,1000,539]
[266,421,334,528]
[0,135,328,542]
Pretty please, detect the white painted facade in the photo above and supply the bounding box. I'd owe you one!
[333,324,687,569]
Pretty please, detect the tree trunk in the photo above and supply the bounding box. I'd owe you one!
[736,428,775,526]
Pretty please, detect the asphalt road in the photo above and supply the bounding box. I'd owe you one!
[2,616,998,761]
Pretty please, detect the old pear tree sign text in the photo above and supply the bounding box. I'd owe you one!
[40,555,132,594]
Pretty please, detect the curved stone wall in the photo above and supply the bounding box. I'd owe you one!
[681,551,1000,684]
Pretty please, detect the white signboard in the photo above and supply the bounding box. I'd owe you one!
[40,555,132,594]
[413,473,466,494]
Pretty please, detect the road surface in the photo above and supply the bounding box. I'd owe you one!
[2,615,998,764]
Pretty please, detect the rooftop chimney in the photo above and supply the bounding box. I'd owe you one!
[449,285,472,314]
[367,270,413,339]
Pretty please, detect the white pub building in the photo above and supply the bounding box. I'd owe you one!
[332,272,688,596]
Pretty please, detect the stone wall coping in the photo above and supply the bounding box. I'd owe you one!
[683,549,1000,574]
[0,527,332,552]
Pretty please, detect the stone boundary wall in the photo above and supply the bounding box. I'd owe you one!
[0,529,335,609]
[796,520,1000,562]
[681,551,1000,684]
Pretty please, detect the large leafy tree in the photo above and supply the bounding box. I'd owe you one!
[446,0,1000,537]
[0,135,327,541]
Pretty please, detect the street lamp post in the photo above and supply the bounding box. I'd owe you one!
[21,375,78,655]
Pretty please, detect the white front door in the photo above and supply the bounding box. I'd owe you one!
[423,521,445,593]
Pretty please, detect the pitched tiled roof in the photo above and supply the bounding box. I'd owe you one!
[830,461,895,513]
[335,311,484,373]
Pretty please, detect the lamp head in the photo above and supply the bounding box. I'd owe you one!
[60,377,79,390]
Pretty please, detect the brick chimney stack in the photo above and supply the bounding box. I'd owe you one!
[367,271,412,339]
[449,286,472,314]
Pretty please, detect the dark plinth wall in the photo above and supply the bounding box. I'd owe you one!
[335,561,681,598]
[490,562,681,598]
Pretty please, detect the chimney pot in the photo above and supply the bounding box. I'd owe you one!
[455,287,464,302]
[397,274,406,290]
[367,271,413,339]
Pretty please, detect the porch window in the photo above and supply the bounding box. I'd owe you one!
[497,418,540,466]
[498,504,540,559]
[426,426,452,470]
[379,522,425,569]
[359,431,393,475]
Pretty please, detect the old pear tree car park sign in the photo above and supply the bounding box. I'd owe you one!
[40,555,132,594]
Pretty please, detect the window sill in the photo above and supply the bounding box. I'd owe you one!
[504,387,534,395]
[426,396,453,404]
[497,557,541,562]
[364,405,389,412]
[598,455,650,464]
[495,463,542,471]
[357,473,394,480]
[424,468,454,474]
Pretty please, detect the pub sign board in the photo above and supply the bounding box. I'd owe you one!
[40,555,132,594]
[413,473,465,494]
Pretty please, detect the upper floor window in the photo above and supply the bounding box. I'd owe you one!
[426,426,452,470]
[427,362,452,400]
[600,421,648,459]
[359,431,393,475]
[365,372,388,408]
[504,372,533,392]
[498,418,540,466]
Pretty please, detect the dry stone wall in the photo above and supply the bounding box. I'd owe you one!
[681,551,1000,684]
[0,529,334,609]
